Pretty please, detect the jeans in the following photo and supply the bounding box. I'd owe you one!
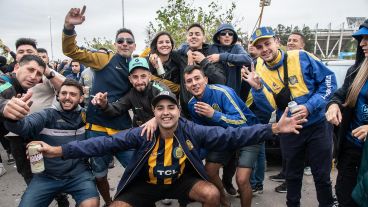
[86,130,135,178]
[19,171,99,207]
[250,142,265,187]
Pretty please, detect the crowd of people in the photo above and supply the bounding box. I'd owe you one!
[0,5,368,207]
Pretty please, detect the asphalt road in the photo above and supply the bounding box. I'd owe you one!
[0,148,337,207]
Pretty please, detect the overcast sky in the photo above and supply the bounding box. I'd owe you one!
[0,0,366,60]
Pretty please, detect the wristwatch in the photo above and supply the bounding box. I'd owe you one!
[46,71,55,79]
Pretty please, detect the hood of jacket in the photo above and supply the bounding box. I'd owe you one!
[213,23,238,45]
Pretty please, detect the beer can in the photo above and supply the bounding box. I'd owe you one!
[28,144,45,173]
[83,86,90,99]
[288,101,298,114]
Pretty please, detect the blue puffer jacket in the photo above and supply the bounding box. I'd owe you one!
[208,23,252,94]
[4,103,88,178]
[61,117,273,198]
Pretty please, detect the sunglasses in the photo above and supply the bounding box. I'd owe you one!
[116,37,135,45]
[220,31,234,37]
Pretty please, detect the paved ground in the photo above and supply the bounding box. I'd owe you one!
[0,148,337,207]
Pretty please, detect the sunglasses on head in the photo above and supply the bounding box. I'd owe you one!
[220,31,234,37]
[116,37,135,45]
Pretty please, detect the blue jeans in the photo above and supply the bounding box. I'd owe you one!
[250,142,265,187]
[19,171,99,207]
[86,130,135,178]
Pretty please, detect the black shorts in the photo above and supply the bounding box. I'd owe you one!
[115,174,201,206]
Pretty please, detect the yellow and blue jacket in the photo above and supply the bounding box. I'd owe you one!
[251,50,337,127]
[63,28,132,133]
[188,84,258,128]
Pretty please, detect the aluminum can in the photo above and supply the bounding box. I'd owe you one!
[288,101,298,114]
[28,144,45,173]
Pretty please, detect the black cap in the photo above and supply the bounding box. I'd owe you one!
[151,91,178,107]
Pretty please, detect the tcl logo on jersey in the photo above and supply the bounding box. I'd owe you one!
[154,166,179,178]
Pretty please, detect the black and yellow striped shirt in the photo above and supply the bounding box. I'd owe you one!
[144,137,188,185]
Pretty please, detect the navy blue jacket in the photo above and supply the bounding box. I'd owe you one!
[62,117,273,198]
[4,104,89,178]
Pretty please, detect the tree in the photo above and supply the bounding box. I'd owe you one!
[146,0,246,48]
[83,37,115,53]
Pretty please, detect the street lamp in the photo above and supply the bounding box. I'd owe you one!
[48,16,54,61]
[122,0,125,28]
[258,0,271,27]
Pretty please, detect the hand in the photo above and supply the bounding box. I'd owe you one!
[273,107,307,134]
[242,64,261,90]
[192,51,206,63]
[64,5,86,30]
[207,54,220,63]
[91,92,108,109]
[149,53,159,69]
[194,102,215,118]
[325,104,342,126]
[140,117,158,141]
[3,91,33,120]
[291,105,309,119]
[352,125,368,141]
[27,141,62,158]
[187,50,194,65]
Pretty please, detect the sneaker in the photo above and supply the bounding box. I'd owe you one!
[275,182,287,193]
[55,193,69,207]
[304,166,312,176]
[7,154,15,165]
[252,184,263,194]
[269,173,285,182]
[224,184,238,196]
[0,164,6,177]
[161,199,172,205]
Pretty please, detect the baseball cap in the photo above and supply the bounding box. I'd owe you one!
[151,91,178,107]
[129,57,150,74]
[352,19,368,40]
[251,27,275,45]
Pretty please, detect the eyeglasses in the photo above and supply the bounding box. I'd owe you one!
[116,37,135,45]
[220,31,234,37]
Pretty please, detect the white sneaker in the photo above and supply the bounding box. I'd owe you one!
[0,164,7,177]
[304,166,312,176]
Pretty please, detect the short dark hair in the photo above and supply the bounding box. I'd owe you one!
[187,23,205,35]
[37,48,48,54]
[150,31,175,54]
[183,65,206,77]
[115,28,135,40]
[61,79,84,96]
[290,32,306,43]
[18,54,46,70]
[98,47,109,53]
[15,38,37,50]
[70,60,80,65]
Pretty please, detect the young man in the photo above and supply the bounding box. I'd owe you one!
[92,57,169,127]
[184,65,259,207]
[66,60,83,81]
[287,32,306,51]
[62,6,137,205]
[244,26,337,207]
[28,90,305,207]
[4,79,99,207]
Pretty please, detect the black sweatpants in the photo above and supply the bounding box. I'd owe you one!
[280,121,334,207]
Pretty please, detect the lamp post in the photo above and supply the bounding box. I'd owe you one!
[122,0,125,28]
[48,16,54,61]
[258,0,271,27]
